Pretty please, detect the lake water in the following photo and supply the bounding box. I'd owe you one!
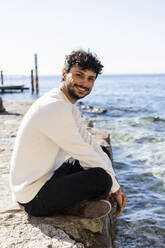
[1,74,165,247]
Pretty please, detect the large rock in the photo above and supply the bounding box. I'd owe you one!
[0,97,6,112]
[0,205,113,248]
[88,127,113,163]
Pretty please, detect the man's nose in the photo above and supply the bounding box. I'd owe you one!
[81,78,88,87]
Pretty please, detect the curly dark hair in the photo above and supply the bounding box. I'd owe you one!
[64,49,104,77]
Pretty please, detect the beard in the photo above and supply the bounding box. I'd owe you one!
[67,83,90,100]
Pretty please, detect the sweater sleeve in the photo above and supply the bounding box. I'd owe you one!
[38,101,120,193]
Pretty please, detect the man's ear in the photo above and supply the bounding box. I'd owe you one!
[62,69,67,81]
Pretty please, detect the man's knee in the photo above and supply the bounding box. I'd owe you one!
[88,167,112,189]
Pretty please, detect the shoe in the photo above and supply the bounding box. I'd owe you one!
[62,200,111,218]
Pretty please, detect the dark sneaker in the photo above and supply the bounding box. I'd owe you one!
[62,200,111,218]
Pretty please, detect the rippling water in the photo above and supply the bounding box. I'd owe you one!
[86,74,165,248]
[1,74,165,247]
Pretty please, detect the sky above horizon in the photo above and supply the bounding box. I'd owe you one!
[0,0,165,75]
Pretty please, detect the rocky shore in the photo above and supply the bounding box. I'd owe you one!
[0,100,113,248]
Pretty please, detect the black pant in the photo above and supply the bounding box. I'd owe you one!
[22,148,112,217]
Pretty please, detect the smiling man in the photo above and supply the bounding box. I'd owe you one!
[61,65,96,102]
[10,49,127,218]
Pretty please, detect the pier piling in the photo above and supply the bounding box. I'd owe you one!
[34,54,39,94]
[31,70,34,93]
[1,71,4,85]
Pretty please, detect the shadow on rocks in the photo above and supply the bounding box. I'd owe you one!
[26,212,113,248]
[0,111,21,116]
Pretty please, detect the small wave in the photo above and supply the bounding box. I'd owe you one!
[77,102,107,114]
[135,136,158,143]
[108,108,139,118]
[141,116,165,123]
[113,161,129,169]
[108,105,151,114]
[110,107,139,113]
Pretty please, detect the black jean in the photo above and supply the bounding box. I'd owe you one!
[22,147,112,217]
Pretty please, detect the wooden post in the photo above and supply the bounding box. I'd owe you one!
[31,69,34,93]
[0,71,3,85]
[34,54,39,94]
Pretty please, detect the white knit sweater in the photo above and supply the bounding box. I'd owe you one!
[10,88,120,203]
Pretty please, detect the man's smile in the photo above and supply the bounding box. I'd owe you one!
[74,84,89,93]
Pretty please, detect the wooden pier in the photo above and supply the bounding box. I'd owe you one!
[1,53,39,94]
[0,85,29,93]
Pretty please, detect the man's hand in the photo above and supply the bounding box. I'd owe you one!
[109,187,127,217]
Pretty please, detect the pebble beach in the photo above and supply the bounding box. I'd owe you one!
[0,101,34,212]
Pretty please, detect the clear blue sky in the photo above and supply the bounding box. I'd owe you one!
[0,0,165,75]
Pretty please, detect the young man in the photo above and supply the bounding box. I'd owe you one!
[10,50,127,218]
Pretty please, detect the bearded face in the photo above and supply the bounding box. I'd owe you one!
[63,65,96,103]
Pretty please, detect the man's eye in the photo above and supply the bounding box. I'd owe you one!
[76,73,83,77]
